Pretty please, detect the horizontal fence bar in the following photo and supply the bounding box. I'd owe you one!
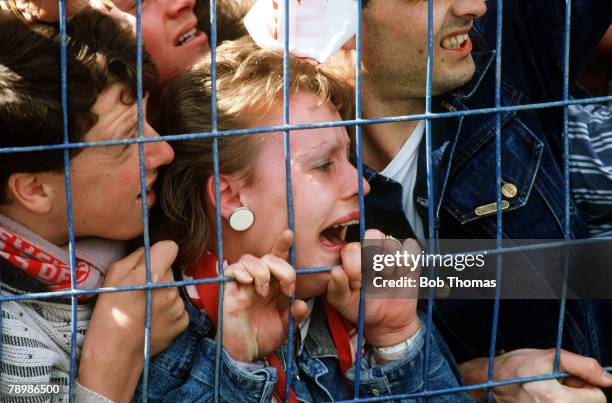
[1,96,611,155]
[332,367,612,403]
[2,236,609,303]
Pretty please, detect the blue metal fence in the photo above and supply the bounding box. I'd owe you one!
[0,0,611,402]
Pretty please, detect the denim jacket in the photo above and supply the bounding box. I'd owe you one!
[363,0,612,365]
[135,300,473,402]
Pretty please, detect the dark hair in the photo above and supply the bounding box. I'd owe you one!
[195,0,251,43]
[0,8,158,203]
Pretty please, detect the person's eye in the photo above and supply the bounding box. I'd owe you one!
[116,131,136,155]
[315,160,334,172]
[120,143,132,154]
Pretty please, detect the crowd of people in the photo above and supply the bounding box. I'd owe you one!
[0,0,611,402]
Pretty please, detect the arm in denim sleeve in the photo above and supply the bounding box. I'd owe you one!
[165,337,278,403]
[346,320,474,402]
[134,304,277,403]
[138,334,278,403]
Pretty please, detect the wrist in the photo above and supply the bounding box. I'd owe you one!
[366,319,421,348]
[78,340,144,402]
[224,347,255,363]
[370,321,422,364]
[222,334,258,363]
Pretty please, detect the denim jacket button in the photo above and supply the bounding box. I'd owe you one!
[371,388,380,397]
[475,200,510,217]
[502,182,518,199]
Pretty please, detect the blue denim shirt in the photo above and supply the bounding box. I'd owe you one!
[363,0,612,365]
[135,300,473,402]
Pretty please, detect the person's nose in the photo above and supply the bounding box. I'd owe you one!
[143,124,175,170]
[342,162,371,201]
[451,0,487,20]
[166,0,196,19]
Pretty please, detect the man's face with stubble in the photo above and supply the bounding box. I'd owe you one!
[362,0,487,100]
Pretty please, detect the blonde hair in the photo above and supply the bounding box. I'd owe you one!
[157,36,354,270]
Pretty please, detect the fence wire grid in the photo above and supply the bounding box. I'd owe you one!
[0,0,611,402]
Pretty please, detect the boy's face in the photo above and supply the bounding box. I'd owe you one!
[362,0,487,99]
[112,0,210,86]
[48,84,174,242]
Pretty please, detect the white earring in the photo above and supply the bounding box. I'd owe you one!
[228,207,255,231]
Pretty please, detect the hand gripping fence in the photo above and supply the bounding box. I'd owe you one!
[0,1,611,402]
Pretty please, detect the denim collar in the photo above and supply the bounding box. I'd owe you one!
[302,298,339,360]
[271,298,338,374]
[360,27,497,229]
[412,25,497,226]
[447,24,495,100]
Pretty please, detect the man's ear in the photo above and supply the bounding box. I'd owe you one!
[205,174,248,221]
[6,172,60,215]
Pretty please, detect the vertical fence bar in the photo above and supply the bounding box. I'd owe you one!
[134,2,155,401]
[353,0,367,397]
[423,0,436,397]
[554,0,573,372]
[208,1,223,401]
[57,2,80,401]
[282,1,297,401]
[486,0,504,401]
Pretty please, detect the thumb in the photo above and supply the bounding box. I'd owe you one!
[280,299,308,336]
[116,247,146,271]
[326,267,352,307]
[146,241,179,283]
[340,243,362,290]
[269,229,293,261]
[104,246,145,283]
[558,384,606,403]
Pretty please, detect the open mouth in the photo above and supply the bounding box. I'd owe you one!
[319,219,360,248]
[441,33,470,50]
[176,28,199,46]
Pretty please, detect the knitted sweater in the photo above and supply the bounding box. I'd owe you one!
[0,215,125,402]
[1,267,112,402]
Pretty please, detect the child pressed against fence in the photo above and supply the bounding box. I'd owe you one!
[138,37,469,402]
[0,10,187,402]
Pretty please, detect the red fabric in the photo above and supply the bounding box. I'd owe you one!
[0,226,94,293]
[267,354,299,403]
[190,252,220,327]
[190,252,355,403]
[323,301,354,376]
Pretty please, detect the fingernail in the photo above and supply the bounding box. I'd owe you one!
[601,371,612,384]
[260,282,269,297]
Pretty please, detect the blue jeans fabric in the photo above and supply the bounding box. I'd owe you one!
[363,0,612,366]
[134,300,473,402]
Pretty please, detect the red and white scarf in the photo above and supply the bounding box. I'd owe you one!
[184,252,360,403]
[0,214,125,295]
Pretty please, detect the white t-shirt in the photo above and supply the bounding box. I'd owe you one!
[380,121,426,240]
